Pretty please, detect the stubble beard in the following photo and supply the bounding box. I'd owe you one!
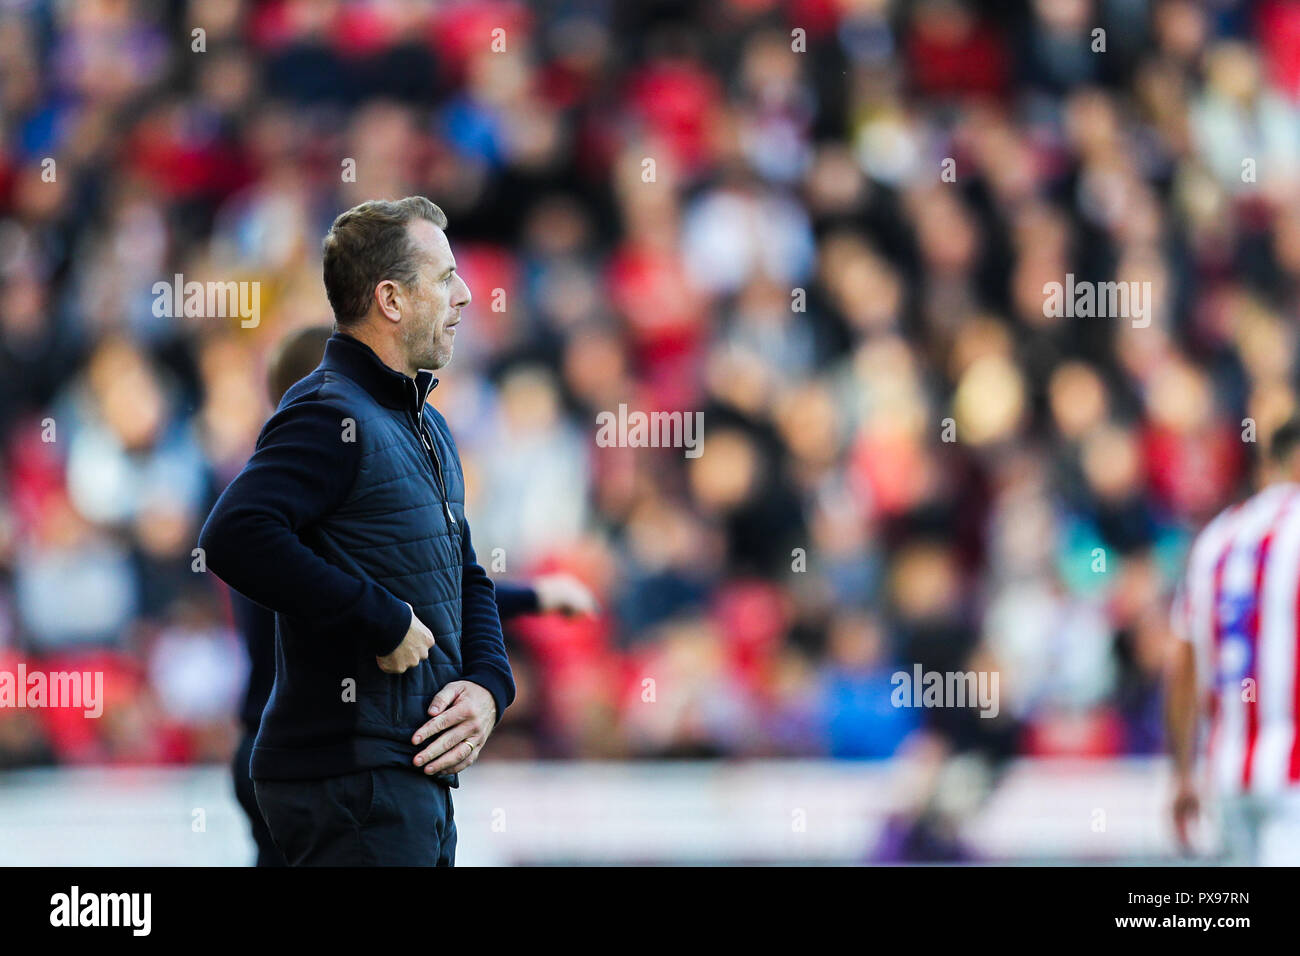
[402,314,451,372]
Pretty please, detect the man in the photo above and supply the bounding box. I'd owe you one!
[200,197,513,866]
[224,327,598,865]
[1167,417,1300,865]
[224,325,597,866]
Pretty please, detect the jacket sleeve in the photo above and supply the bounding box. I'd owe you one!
[198,397,412,657]
[494,581,540,620]
[459,518,517,726]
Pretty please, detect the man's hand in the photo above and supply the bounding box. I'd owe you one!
[533,573,599,617]
[376,605,435,674]
[410,680,498,775]
[1172,777,1199,852]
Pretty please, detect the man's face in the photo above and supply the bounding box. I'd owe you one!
[399,219,471,372]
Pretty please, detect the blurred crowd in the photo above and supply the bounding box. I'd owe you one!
[0,0,1295,794]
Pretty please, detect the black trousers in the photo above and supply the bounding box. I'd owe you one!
[254,766,456,866]
[232,732,287,867]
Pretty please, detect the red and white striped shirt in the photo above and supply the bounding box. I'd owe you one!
[1173,482,1300,797]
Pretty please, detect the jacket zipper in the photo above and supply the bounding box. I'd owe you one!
[393,384,460,720]
[407,381,464,678]
[406,385,457,534]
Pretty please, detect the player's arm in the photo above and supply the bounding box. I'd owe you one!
[1163,583,1200,851]
[494,581,540,619]
[495,575,599,620]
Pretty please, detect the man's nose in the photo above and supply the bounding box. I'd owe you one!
[454,276,471,308]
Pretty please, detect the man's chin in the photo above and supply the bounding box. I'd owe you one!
[424,347,451,371]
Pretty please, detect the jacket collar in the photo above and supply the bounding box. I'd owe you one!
[320,331,438,415]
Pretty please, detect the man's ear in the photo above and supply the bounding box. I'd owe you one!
[375,279,402,323]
